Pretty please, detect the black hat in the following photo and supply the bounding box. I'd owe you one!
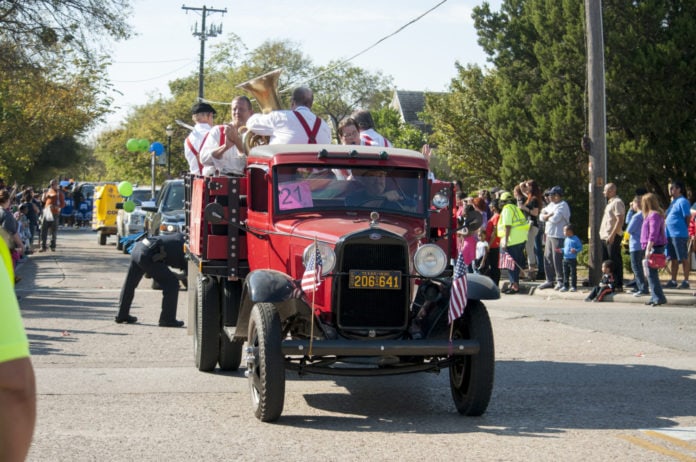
[191,102,217,115]
[549,185,563,196]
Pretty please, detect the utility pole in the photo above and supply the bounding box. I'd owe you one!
[584,0,607,285]
[182,5,227,100]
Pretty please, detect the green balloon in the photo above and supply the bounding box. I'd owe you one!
[117,181,133,197]
[123,200,136,213]
[138,139,150,152]
[126,138,139,152]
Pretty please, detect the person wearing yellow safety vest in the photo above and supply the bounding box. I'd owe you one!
[0,238,36,461]
[497,191,529,294]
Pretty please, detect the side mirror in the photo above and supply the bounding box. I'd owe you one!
[141,200,157,212]
[115,202,124,210]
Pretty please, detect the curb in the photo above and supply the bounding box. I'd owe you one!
[503,280,696,306]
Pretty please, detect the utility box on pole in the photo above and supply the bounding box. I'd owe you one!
[182,5,227,100]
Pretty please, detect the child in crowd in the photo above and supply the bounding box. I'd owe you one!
[585,260,615,302]
[559,224,583,292]
[474,228,489,274]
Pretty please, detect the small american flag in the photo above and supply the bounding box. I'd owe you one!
[449,251,468,324]
[301,244,323,295]
[498,251,516,271]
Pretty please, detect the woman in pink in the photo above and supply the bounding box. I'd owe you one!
[640,193,668,306]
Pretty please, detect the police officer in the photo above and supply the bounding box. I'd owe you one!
[115,233,186,327]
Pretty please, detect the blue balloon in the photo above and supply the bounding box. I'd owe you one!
[150,141,165,156]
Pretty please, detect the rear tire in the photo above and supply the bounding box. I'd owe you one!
[449,300,495,416]
[218,280,242,371]
[194,275,220,372]
[97,230,107,246]
[247,303,285,422]
[116,234,123,251]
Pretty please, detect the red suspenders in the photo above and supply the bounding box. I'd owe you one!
[293,111,321,144]
[189,126,226,173]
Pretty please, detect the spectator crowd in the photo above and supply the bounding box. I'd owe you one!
[0,177,93,285]
[450,179,696,305]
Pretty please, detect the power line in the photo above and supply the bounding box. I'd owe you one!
[290,0,449,90]
[203,0,450,106]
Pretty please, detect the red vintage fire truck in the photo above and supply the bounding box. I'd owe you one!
[185,143,499,422]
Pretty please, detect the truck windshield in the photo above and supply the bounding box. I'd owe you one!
[274,165,428,215]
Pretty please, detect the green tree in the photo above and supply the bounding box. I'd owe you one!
[0,0,132,184]
[371,106,425,151]
[422,64,503,187]
[310,62,393,141]
[0,0,131,68]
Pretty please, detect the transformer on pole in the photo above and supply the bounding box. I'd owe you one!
[182,5,227,100]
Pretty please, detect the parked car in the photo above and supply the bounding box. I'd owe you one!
[116,187,158,252]
[142,179,185,236]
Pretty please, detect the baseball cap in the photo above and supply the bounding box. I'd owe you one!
[499,191,513,202]
[549,185,563,196]
[191,102,217,115]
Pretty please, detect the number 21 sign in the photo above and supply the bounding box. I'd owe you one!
[278,181,313,210]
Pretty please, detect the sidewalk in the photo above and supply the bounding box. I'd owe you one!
[504,277,696,306]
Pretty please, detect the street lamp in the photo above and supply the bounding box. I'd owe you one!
[166,124,174,177]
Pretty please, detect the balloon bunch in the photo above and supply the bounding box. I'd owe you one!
[125,139,165,156]
[117,181,136,213]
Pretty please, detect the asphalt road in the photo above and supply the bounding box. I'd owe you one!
[15,228,696,461]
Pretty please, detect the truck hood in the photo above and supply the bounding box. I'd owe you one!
[274,213,427,246]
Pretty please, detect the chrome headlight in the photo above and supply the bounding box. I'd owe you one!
[302,242,336,276]
[414,244,447,277]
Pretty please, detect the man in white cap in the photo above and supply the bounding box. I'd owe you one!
[184,102,216,175]
[538,186,571,289]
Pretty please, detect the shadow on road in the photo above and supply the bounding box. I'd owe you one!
[277,360,695,434]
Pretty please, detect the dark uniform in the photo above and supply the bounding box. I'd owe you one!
[116,233,187,327]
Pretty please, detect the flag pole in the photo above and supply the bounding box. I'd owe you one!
[308,236,318,357]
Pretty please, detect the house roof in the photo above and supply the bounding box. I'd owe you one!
[390,90,445,133]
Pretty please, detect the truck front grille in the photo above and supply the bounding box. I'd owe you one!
[336,237,410,330]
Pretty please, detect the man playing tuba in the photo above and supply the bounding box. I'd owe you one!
[199,96,254,176]
[245,86,331,146]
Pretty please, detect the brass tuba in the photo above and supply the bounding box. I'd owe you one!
[236,68,283,154]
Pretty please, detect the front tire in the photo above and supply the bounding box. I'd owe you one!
[247,303,285,422]
[194,275,220,372]
[116,234,123,251]
[97,230,107,245]
[449,300,495,416]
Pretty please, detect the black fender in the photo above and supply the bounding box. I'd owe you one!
[417,273,499,339]
[234,269,302,342]
[465,273,501,300]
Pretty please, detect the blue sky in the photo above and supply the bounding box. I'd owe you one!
[97,0,502,135]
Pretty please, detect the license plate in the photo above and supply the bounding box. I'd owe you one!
[349,270,401,290]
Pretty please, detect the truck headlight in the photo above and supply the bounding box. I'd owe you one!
[414,244,447,277]
[302,242,336,276]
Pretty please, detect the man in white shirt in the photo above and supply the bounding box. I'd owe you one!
[244,87,331,145]
[184,102,216,175]
[199,96,254,176]
[538,186,571,289]
[352,109,392,147]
